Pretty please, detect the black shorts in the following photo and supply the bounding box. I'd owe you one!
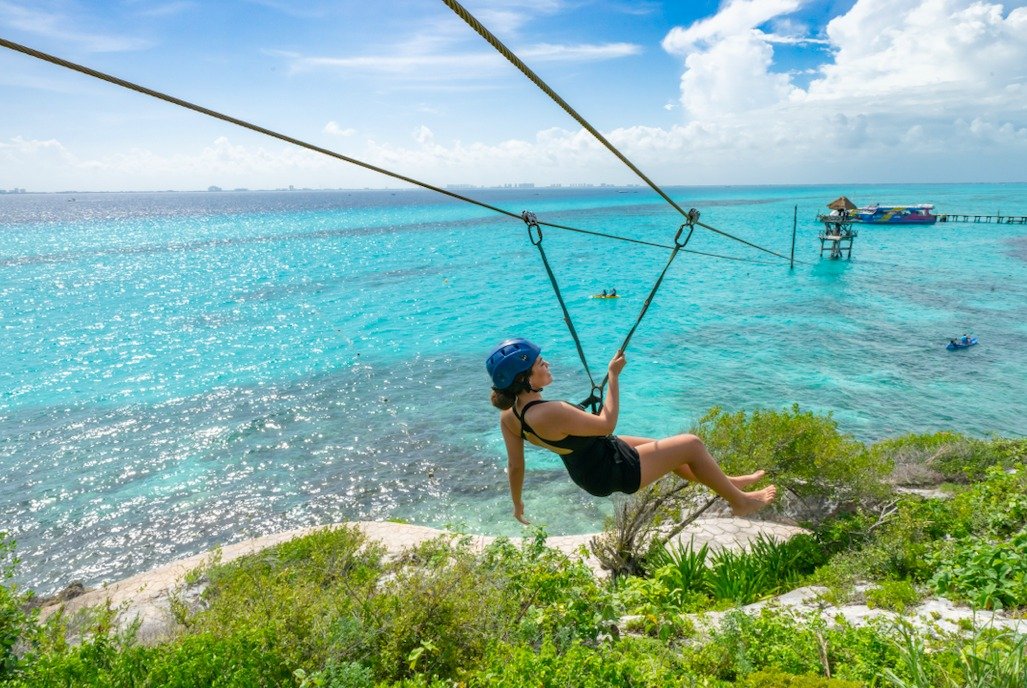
[560,435,642,497]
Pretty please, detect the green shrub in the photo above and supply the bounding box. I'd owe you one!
[687,608,903,685]
[738,669,862,687]
[464,638,696,688]
[480,530,616,648]
[814,495,960,587]
[637,533,824,611]
[1,533,37,682]
[186,525,386,671]
[361,538,514,682]
[930,437,1027,483]
[929,529,1027,610]
[871,433,1026,484]
[693,405,892,518]
[951,465,1027,538]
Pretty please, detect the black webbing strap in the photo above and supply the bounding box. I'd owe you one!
[522,208,700,414]
[583,209,700,412]
[521,211,600,410]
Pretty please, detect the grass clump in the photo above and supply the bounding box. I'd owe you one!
[865,581,921,613]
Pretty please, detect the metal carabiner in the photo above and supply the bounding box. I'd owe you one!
[521,210,543,245]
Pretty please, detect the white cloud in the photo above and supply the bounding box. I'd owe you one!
[7,1,1025,191]
[653,0,1027,180]
[134,2,197,19]
[1,135,368,191]
[287,52,505,77]
[323,121,355,137]
[678,32,795,120]
[413,125,435,145]
[286,41,639,78]
[520,42,641,61]
[662,0,805,53]
[0,135,75,164]
[0,1,150,52]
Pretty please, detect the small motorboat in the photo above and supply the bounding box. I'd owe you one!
[946,336,978,350]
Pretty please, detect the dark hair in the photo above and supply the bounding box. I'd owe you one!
[490,371,532,410]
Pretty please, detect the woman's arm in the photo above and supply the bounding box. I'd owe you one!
[500,414,530,524]
[531,352,625,438]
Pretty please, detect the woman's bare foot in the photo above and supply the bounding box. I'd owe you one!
[729,485,777,517]
[729,469,766,489]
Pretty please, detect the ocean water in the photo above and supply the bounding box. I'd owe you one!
[2,183,1025,592]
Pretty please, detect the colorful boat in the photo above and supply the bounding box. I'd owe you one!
[855,204,937,224]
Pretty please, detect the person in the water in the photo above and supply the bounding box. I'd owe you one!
[486,338,776,524]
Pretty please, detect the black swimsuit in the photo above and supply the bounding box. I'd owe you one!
[512,400,642,497]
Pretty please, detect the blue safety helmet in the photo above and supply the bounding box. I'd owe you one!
[485,338,541,390]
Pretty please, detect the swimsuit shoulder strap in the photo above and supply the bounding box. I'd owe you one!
[513,399,547,422]
[512,399,549,438]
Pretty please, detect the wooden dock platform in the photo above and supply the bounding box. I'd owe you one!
[816,214,857,259]
[937,214,1027,224]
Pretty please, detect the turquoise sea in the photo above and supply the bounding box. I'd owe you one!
[2,183,1026,592]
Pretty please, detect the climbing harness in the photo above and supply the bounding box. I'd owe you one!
[521,209,700,412]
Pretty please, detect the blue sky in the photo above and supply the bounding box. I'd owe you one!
[1,0,1025,191]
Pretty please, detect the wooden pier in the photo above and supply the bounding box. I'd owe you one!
[937,214,1027,224]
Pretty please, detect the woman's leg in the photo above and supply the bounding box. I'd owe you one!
[619,435,766,489]
[634,434,776,517]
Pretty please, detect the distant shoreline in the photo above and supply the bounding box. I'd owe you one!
[4,181,1025,196]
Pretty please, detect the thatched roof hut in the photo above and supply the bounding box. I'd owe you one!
[827,196,857,211]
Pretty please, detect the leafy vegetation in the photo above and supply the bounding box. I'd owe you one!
[1,411,1025,687]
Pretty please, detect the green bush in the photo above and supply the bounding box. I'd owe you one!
[883,620,1027,688]
[1,533,36,682]
[929,529,1027,610]
[687,608,903,685]
[480,530,616,648]
[871,433,1026,484]
[738,669,862,687]
[951,465,1027,538]
[361,538,514,682]
[186,525,386,672]
[463,638,696,688]
[693,405,892,517]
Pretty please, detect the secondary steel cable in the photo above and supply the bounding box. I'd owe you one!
[441,0,802,265]
[537,218,783,264]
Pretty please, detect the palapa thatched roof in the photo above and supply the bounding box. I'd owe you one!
[827,196,857,211]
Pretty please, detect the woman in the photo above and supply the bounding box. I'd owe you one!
[486,338,776,525]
